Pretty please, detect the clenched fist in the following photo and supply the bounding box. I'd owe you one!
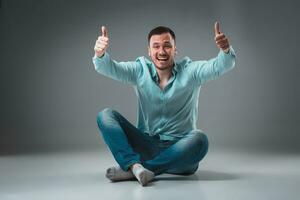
[214,22,230,53]
[94,26,109,57]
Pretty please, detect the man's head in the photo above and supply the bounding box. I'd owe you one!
[148,26,177,70]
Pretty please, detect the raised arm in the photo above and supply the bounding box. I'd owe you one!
[187,22,236,85]
[93,26,142,85]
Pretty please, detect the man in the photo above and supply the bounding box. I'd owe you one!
[93,22,236,186]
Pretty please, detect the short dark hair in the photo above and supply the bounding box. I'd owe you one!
[148,26,176,44]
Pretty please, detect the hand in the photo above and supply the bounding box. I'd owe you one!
[94,26,109,57]
[214,22,230,53]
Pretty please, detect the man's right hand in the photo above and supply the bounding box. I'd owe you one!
[94,26,109,57]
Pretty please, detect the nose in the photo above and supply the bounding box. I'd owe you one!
[158,47,167,55]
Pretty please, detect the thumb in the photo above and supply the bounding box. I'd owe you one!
[101,26,108,37]
[214,21,220,36]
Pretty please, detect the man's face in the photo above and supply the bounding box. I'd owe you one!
[148,33,176,70]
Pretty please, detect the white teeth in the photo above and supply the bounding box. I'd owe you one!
[157,58,168,61]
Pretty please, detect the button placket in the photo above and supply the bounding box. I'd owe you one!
[160,91,167,128]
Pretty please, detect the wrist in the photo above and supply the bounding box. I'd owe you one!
[223,48,230,54]
[95,52,105,58]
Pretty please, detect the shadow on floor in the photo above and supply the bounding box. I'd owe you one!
[154,170,240,181]
[1,170,241,191]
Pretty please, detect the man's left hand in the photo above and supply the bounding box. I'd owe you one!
[214,21,230,53]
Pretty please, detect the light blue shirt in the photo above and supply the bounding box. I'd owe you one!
[93,46,236,140]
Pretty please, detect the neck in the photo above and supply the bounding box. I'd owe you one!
[156,67,173,82]
[155,61,174,82]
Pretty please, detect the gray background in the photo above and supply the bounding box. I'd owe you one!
[1,0,299,154]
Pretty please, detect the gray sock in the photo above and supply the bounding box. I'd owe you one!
[105,166,134,182]
[132,164,155,186]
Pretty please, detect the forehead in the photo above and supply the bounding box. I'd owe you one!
[149,33,175,44]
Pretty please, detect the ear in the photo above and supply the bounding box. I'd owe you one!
[148,46,151,57]
[175,47,178,55]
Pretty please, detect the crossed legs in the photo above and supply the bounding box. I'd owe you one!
[97,108,208,185]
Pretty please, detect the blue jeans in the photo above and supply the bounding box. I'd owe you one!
[97,108,209,175]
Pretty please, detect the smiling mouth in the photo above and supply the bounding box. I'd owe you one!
[157,57,168,61]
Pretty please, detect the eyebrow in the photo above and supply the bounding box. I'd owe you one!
[152,41,172,45]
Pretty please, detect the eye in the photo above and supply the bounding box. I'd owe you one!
[164,43,172,48]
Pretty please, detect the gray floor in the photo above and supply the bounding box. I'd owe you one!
[1,149,300,200]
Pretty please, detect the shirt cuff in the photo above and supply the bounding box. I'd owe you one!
[223,46,236,57]
[93,52,108,61]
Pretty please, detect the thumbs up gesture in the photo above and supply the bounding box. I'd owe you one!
[214,22,230,53]
[94,26,109,57]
